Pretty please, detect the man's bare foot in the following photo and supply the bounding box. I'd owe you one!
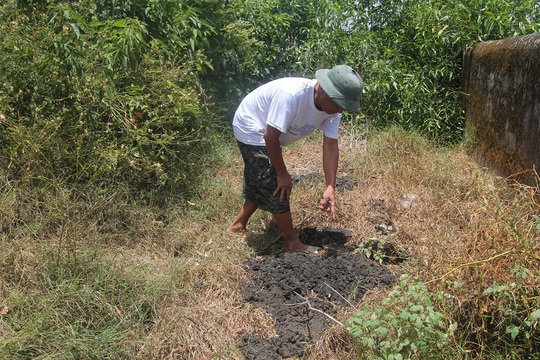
[284,239,309,253]
[285,243,321,254]
[227,224,246,233]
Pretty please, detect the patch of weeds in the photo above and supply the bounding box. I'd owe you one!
[346,278,457,359]
[353,236,406,264]
[482,265,540,356]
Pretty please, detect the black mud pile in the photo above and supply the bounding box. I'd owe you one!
[240,229,396,359]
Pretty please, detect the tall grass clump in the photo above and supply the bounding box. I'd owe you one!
[0,167,174,357]
[458,172,540,358]
[0,247,168,358]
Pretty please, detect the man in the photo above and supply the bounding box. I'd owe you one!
[227,64,363,253]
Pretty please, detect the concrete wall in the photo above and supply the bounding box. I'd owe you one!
[463,33,540,185]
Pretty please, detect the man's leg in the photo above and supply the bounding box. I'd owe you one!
[272,211,308,252]
[227,200,259,233]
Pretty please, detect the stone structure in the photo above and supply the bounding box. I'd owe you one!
[463,33,540,185]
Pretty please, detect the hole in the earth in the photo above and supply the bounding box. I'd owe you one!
[245,226,354,255]
[298,226,351,248]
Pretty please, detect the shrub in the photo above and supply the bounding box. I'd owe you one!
[0,2,211,194]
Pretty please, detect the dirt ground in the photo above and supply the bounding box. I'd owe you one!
[240,228,396,359]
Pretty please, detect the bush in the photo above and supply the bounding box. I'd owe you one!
[297,0,540,143]
[0,2,212,194]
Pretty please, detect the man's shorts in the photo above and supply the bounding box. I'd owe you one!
[237,140,290,215]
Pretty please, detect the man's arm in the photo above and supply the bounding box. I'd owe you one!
[320,135,339,219]
[263,125,292,202]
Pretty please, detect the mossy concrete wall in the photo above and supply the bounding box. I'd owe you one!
[463,33,540,185]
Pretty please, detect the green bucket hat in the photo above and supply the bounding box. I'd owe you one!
[316,65,363,113]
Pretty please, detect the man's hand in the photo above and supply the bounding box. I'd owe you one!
[274,173,293,202]
[319,185,336,220]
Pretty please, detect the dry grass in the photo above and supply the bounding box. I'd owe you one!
[238,126,537,358]
[330,127,539,357]
[1,127,538,359]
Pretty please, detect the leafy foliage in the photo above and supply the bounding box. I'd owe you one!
[0,1,212,193]
[484,273,540,355]
[476,208,540,357]
[297,0,540,142]
[204,0,321,115]
[347,278,457,359]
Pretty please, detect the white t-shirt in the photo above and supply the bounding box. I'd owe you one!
[233,78,341,146]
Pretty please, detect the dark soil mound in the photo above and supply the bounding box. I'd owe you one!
[240,229,396,359]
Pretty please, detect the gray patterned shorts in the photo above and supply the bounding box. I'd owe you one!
[237,140,290,215]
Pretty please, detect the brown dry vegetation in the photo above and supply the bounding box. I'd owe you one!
[1,127,539,359]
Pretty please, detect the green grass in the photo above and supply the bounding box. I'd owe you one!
[1,247,162,358]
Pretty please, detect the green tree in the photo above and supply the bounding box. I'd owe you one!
[297,0,540,142]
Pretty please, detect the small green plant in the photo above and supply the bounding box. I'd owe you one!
[482,265,540,355]
[354,237,389,264]
[346,278,457,359]
[353,236,404,264]
[505,308,540,345]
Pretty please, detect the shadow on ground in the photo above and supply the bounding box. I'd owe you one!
[240,227,397,359]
